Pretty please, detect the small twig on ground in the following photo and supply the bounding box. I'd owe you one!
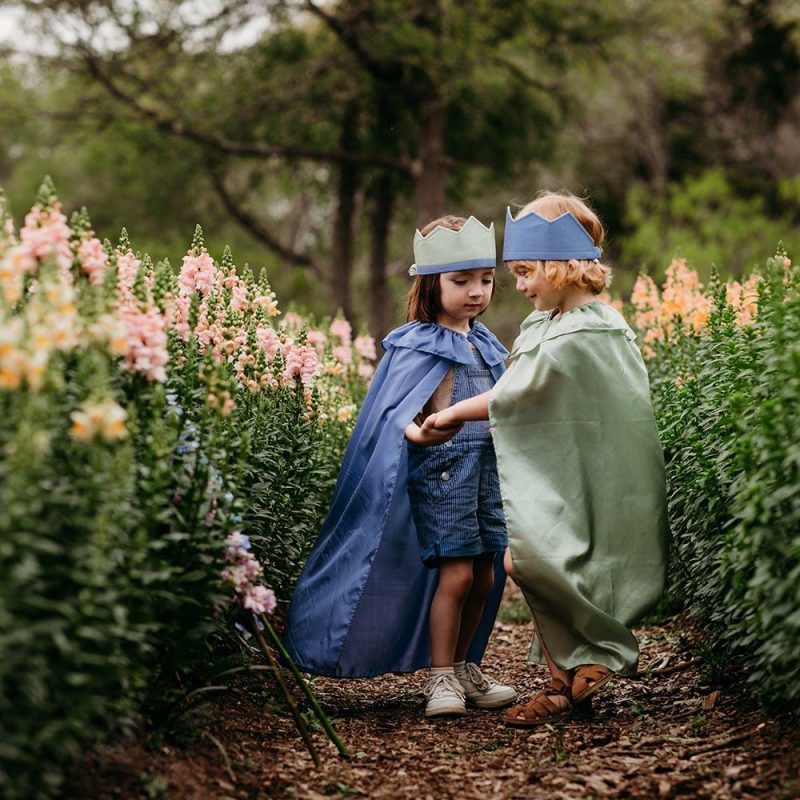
[202,730,237,784]
[628,657,701,679]
[260,613,351,758]
[251,621,321,768]
[684,723,766,759]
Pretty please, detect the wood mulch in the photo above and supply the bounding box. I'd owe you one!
[67,586,800,800]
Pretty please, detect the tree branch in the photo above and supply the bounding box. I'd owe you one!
[303,0,402,84]
[80,50,413,173]
[210,170,323,277]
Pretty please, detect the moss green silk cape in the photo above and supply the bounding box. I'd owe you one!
[489,301,668,674]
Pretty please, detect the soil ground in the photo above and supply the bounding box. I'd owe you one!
[67,587,800,800]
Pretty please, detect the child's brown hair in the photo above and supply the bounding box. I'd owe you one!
[406,215,465,323]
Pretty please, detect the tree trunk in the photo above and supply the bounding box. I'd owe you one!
[329,101,360,323]
[414,98,447,226]
[367,173,395,340]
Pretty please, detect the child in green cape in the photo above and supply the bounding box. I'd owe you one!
[422,191,668,726]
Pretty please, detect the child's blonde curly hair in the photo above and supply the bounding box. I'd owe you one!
[509,192,611,294]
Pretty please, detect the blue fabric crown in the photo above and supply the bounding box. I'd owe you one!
[502,207,602,262]
[410,216,496,276]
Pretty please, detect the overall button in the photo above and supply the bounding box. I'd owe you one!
[441,471,451,481]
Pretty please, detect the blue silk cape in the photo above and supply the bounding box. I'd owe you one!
[284,321,508,677]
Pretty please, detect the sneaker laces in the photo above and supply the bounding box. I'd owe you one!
[460,662,492,691]
[424,673,465,699]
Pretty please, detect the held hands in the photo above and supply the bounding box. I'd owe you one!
[424,407,461,433]
[405,412,463,446]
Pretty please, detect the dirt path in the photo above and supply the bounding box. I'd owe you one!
[70,591,800,799]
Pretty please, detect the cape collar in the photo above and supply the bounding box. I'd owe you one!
[511,301,635,358]
[382,320,508,366]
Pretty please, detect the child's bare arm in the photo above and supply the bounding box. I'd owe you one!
[404,421,462,446]
[423,391,490,431]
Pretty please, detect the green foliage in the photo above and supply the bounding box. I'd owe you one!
[2,0,745,331]
[646,249,800,710]
[0,185,363,798]
[498,593,533,625]
[0,353,239,798]
[622,169,800,280]
[238,388,348,603]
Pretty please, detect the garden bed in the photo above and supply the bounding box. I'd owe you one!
[67,588,800,800]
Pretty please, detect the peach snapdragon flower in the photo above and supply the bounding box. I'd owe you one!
[19,203,73,276]
[70,398,128,441]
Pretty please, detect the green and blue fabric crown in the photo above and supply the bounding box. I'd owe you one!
[502,207,602,262]
[410,216,496,276]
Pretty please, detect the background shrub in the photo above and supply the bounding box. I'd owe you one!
[0,182,371,798]
[639,250,800,710]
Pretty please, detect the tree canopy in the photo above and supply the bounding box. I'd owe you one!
[1,0,798,338]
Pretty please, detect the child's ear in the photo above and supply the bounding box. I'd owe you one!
[567,259,580,269]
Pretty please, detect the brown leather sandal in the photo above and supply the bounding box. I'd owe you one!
[504,679,572,728]
[571,664,613,704]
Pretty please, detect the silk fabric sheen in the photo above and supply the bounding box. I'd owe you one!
[489,301,668,674]
[284,321,509,677]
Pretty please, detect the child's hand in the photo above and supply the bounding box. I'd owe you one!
[405,418,461,446]
[426,408,461,431]
[419,413,462,443]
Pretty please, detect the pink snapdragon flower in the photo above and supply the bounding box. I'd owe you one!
[256,325,281,361]
[282,342,320,387]
[116,251,140,299]
[19,203,73,275]
[221,531,276,616]
[726,274,761,326]
[358,363,375,380]
[179,250,218,296]
[332,344,353,367]
[243,585,277,615]
[120,304,169,382]
[194,298,228,355]
[281,311,303,329]
[78,237,109,286]
[354,334,377,361]
[329,317,352,345]
[230,276,249,312]
[171,294,193,341]
[306,329,327,353]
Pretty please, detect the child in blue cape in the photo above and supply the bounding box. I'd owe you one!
[285,214,517,718]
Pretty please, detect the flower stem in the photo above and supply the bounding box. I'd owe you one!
[259,614,350,758]
[251,619,321,768]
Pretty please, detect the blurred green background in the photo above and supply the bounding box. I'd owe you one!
[1,0,798,345]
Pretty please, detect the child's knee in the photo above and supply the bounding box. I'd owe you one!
[503,548,516,580]
[439,561,474,600]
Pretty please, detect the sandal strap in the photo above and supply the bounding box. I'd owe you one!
[509,687,572,721]
[547,677,571,696]
[576,664,611,681]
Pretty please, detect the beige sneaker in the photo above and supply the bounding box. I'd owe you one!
[423,672,467,717]
[455,662,517,709]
